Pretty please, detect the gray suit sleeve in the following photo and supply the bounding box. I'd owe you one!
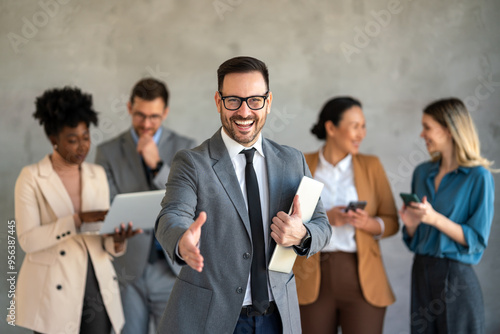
[95,145,119,201]
[154,150,199,264]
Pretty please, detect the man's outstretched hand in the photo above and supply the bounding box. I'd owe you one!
[178,212,206,272]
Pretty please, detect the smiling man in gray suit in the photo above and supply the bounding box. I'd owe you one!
[155,56,331,333]
[95,78,195,334]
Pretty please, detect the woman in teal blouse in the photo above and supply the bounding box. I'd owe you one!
[400,98,495,334]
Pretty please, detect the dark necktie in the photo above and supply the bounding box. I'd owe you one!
[140,159,165,263]
[240,148,269,313]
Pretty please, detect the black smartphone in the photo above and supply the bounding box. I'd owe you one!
[344,201,367,212]
[400,193,421,206]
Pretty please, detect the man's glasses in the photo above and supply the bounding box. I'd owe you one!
[132,112,163,123]
[219,91,269,111]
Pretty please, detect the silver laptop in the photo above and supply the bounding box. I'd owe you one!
[80,190,165,234]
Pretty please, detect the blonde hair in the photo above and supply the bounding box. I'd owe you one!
[423,98,497,171]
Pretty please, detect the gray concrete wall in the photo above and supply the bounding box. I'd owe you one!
[1,0,499,333]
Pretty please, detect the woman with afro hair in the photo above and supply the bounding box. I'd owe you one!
[14,87,140,334]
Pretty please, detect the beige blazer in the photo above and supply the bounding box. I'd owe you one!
[13,155,125,334]
[293,152,399,307]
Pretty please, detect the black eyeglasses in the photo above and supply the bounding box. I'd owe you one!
[218,91,269,111]
[132,112,163,123]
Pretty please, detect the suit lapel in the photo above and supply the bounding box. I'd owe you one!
[263,139,285,260]
[209,130,251,237]
[36,155,75,218]
[121,131,149,186]
[352,155,369,244]
[158,126,172,162]
[305,152,319,176]
[352,155,368,202]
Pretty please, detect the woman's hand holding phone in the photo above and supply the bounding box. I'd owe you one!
[326,206,352,227]
[347,208,383,235]
[327,202,381,235]
[400,193,421,208]
[399,193,441,236]
[344,201,367,212]
[404,196,439,225]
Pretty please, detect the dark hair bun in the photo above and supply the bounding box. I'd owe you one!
[311,96,362,140]
[311,123,327,139]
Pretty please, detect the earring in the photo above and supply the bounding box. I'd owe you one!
[54,144,58,150]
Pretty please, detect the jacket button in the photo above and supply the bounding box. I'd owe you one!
[113,276,117,281]
[56,235,60,240]
[60,250,66,256]
[243,252,250,260]
[56,285,62,290]
[62,233,66,237]
[67,231,71,235]
[236,287,243,294]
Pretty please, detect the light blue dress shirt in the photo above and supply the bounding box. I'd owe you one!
[131,127,164,252]
[402,160,495,265]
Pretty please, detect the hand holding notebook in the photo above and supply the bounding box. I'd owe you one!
[268,176,324,273]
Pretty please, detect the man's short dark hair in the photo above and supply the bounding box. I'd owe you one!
[217,56,269,92]
[130,78,169,107]
[33,86,98,137]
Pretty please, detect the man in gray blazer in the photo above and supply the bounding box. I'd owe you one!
[155,57,331,333]
[95,78,195,334]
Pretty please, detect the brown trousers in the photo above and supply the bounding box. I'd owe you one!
[300,252,386,334]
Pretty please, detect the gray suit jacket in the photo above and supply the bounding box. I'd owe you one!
[155,129,331,334]
[95,127,196,283]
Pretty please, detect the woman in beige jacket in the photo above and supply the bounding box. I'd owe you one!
[14,87,139,334]
[294,97,399,334]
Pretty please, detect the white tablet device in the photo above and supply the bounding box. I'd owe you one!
[80,190,165,234]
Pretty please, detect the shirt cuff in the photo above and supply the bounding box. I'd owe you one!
[175,242,184,261]
[293,226,311,255]
[373,217,385,240]
[175,239,201,261]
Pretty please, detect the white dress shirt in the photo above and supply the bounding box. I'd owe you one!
[314,149,384,253]
[220,129,274,306]
[315,151,358,252]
